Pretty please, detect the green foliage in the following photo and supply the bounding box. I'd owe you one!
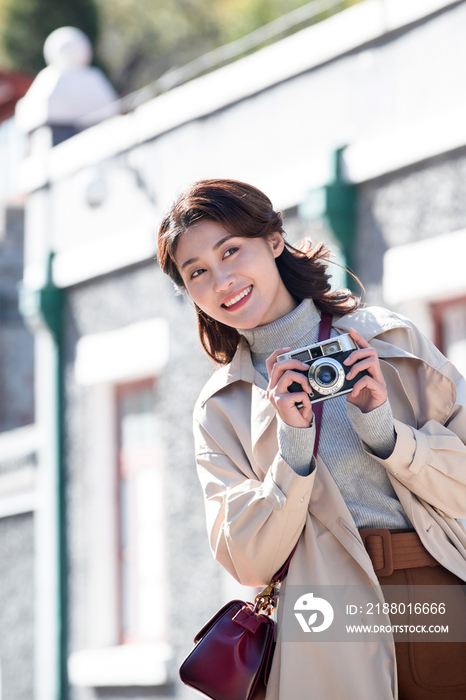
[96,0,221,94]
[96,0,364,95]
[0,0,100,74]
[0,0,364,94]
[216,0,362,43]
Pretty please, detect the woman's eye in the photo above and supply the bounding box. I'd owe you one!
[223,247,238,259]
[191,268,205,279]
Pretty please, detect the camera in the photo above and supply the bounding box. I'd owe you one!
[277,333,370,404]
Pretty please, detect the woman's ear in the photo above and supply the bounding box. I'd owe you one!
[268,232,285,258]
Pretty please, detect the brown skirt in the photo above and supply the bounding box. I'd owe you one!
[360,529,466,700]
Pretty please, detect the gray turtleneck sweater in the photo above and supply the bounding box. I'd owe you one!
[238,299,411,530]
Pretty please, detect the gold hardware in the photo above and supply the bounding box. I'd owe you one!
[254,581,278,615]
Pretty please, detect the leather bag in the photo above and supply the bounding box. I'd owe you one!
[179,552,295,700]
[179,599,275,700]
[179,314,333,700]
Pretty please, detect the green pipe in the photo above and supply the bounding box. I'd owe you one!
[19,252,67,700]
[298,146,358,290]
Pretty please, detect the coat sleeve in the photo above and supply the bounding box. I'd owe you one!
[193,404,315,587]
[363,322,466,520]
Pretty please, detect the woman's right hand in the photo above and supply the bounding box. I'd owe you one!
[265,348,314,428]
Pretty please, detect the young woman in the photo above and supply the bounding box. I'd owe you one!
[158,178,466,700]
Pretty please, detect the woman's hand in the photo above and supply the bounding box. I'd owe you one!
[265,348,314,428]
[345,328,387,413]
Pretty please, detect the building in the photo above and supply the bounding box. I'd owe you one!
[1,0,466,698]
[0,68,36,700]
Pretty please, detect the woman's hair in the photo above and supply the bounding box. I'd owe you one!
[157,178,362,364]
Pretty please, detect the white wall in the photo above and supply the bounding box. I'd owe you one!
[21,0,466,286]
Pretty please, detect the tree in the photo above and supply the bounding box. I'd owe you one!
[0,0,100,74]
[96,0,221,95]
[95,0,363,96]
[0,0,363,96]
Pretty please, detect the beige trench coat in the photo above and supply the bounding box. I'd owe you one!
[193,306,466,700]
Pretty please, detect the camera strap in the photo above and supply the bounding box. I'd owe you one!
[313,313,333,457]
[265,312,334,584]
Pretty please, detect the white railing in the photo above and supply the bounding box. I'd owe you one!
[84,0,359,119]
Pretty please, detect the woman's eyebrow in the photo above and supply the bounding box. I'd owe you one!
[180,234,235,270]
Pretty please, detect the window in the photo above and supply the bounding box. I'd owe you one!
[432,297,466,378]
[116,379,166,644]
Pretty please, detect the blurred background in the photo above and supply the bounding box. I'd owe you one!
[1,0,466,698]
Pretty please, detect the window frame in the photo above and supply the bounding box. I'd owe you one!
[431,295,466,355]
[114,377,166,646]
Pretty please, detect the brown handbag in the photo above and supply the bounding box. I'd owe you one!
[179,314,332,700]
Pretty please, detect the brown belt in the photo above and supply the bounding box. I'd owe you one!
[359,528,438,577]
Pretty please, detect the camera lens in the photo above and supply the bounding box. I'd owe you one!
[316,365,337,386]
[308,357,345,396]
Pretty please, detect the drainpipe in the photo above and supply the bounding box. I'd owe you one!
[19,252,67,700]
[298,146,357,290]
[15,25,119,700]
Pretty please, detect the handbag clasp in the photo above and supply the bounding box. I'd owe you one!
[254,580,278,615]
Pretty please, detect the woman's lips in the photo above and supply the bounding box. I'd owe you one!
[221,285,253,310]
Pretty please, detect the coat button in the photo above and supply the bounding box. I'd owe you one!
[300,497,304,502]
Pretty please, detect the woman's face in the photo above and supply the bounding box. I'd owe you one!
[175,220,298,329]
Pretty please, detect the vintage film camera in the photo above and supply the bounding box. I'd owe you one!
[277,333,370,404]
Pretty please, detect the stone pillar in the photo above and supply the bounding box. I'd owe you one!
[16,26,119,146]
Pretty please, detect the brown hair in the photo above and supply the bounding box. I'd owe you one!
[157,178,362,364]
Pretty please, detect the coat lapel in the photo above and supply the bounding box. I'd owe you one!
[333,306,410,339]
[335,309,457,426]
[250,381,278,476]
[251,383,275,445]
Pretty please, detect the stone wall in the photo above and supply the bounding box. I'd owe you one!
[0,513,35,700]
[356,147,466,304]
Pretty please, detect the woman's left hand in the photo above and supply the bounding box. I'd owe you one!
[344,328,388,413]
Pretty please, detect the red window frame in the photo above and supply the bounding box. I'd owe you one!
[431,295,466,355]
[115,378,166,645]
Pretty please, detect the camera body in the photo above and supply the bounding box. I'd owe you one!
[277,333,370,404]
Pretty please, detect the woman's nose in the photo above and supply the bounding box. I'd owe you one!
[213,269,235,293]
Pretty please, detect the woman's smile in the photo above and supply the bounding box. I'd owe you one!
[221,285,253,309]
[175,220,297,329]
